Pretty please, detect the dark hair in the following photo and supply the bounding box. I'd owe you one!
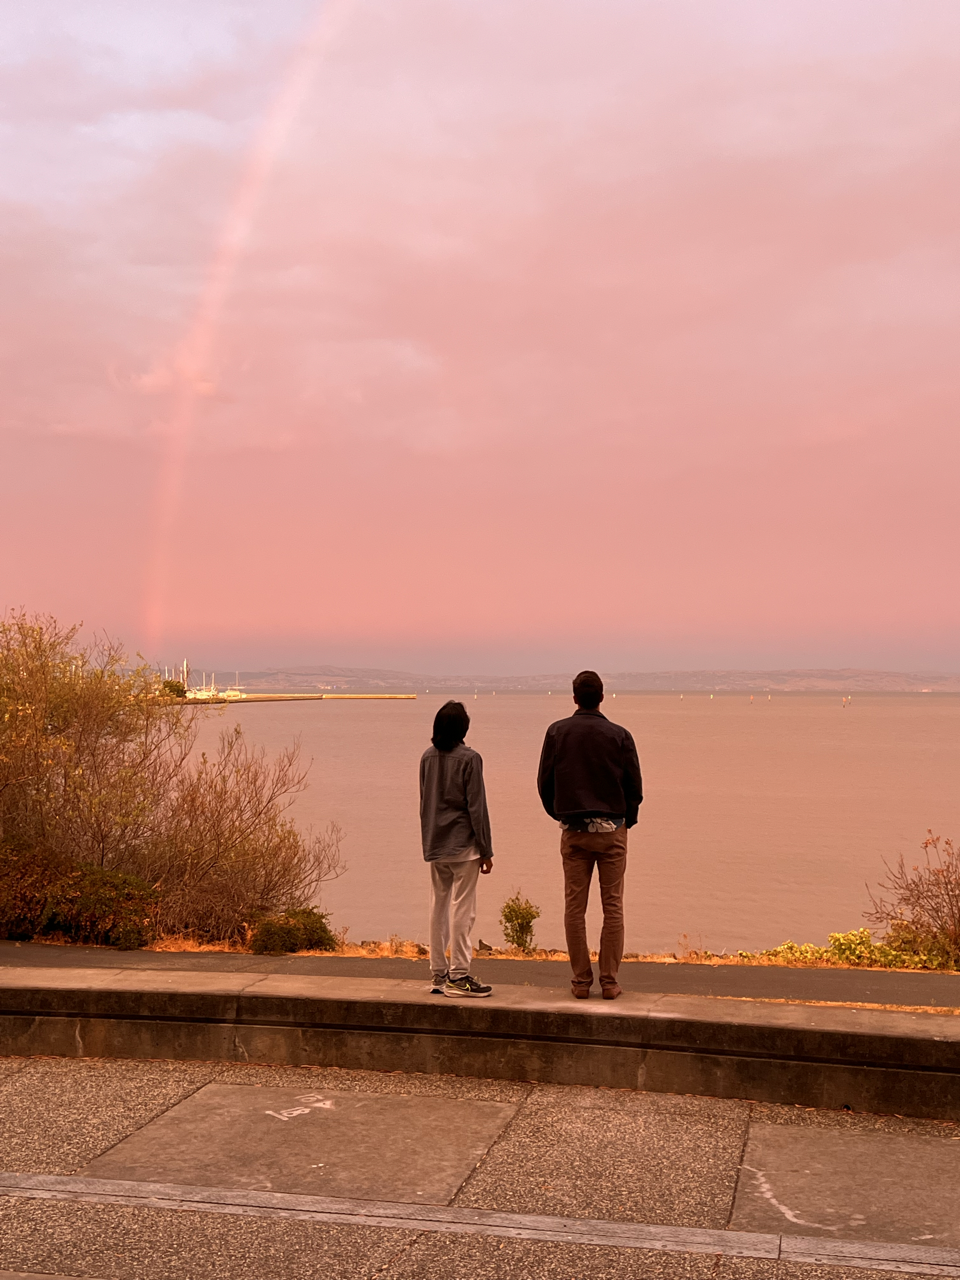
[572,670,604,709]
[432,700,470,752]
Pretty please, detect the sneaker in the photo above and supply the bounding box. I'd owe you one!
[429,972,449,994]
[443,974,493,998]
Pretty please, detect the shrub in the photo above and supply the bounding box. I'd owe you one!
[737,928,934,970]
[866,832,960,969]
[738,939,829,965]
[825,927,913,968]
[250,916,304,955]
[0,849,156,949]
[283,908,338,951]
[0,613,345,943]
[0,847,63,941]
[42,865,157,950]
[150,735,345,941]
[0,614,195,873]
[161,679,186,699]
[500,890,540,952]
[249,909,337,955]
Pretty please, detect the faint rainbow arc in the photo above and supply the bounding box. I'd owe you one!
[143,0,356,657]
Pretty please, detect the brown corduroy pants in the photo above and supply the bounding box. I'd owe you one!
[560,826,628,990]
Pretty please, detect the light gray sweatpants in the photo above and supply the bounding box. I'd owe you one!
[429,858,481,981]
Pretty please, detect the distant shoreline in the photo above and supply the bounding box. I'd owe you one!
[216,667,960,696]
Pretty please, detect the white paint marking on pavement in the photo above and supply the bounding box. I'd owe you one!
[742,1164,840,1232]
[265,1096,336,1120]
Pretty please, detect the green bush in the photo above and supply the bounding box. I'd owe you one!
[0,850,156,949]
[825,927,910,968]
[737,927,950,971]
[500,891,541,953]
[250,917,303,955]
[283,908,337,951]
[0,847,62,941]
[42,865,157,950]
[249,909,337,955]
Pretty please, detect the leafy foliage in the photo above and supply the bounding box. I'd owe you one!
[42,865,157,949]
[500,890,541,952]
[737,926,952,971]
[0,847,62,941]
[250,908,337,955]
[0,850,156,949]
[283,908,338,950]
[249,916,303,955]
[733,835,960,972]
[866,832,960,968]
[0,613,344,944]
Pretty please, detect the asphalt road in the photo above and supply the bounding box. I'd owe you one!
[1,941,958,1007]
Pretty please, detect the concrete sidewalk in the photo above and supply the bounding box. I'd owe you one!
[3,940,960,1008]
[0,1053,958,1279]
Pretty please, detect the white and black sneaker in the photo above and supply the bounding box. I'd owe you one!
[443,975,493,998]
[429,972,448,994]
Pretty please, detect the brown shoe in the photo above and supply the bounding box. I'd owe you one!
[601,985,622,1000]
[571,985,591,1000]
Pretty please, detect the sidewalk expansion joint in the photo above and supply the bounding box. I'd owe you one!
[0,1173,958,1276]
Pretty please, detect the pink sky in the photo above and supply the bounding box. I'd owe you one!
[2,1,959,673]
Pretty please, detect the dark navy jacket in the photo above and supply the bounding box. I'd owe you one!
[537,708,643,828]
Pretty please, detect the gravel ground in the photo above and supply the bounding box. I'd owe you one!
[0,1059,217,1174]
[0,1056,952,1280]
[453,1085,750,1228]
[750,1099,960,1140]
[375,1231,722,1279]
[0,1199,408,1280]
[213,1060,533,1103]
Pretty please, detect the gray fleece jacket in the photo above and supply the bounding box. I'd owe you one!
[419,743,494,862]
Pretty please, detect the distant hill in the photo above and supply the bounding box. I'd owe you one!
[234,667,960,694]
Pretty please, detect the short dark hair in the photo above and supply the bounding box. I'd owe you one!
[572,670,603,709]
[432,700,470,752]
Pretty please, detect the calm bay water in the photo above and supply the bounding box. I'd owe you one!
[196,693,960,955]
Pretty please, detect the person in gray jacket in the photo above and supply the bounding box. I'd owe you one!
[420,701,494,998]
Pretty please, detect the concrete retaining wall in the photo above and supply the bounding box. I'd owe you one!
[1,968,958,1118]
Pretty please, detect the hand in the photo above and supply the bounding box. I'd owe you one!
[480,859,493,875]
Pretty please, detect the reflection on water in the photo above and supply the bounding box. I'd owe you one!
[195,693,960,954]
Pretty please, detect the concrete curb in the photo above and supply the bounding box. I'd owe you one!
[1,967,959,1118]
[1,1174,959,1276]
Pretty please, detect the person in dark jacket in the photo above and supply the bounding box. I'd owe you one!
[420,701,494,998]
[537,671,642,1000]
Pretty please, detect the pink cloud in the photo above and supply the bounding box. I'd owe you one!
[2,0,959,670]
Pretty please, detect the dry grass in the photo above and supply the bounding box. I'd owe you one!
[23,932,960,978]
[147,935,252,954]
[339,939,426,959]
[16,932,957,976]
[709,994,960,1017]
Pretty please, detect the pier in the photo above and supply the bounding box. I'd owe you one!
[185,692,417,704]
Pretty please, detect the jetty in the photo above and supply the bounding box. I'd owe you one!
[185,692,417,704]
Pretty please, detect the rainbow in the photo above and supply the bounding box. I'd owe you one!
[143,0,357,656]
